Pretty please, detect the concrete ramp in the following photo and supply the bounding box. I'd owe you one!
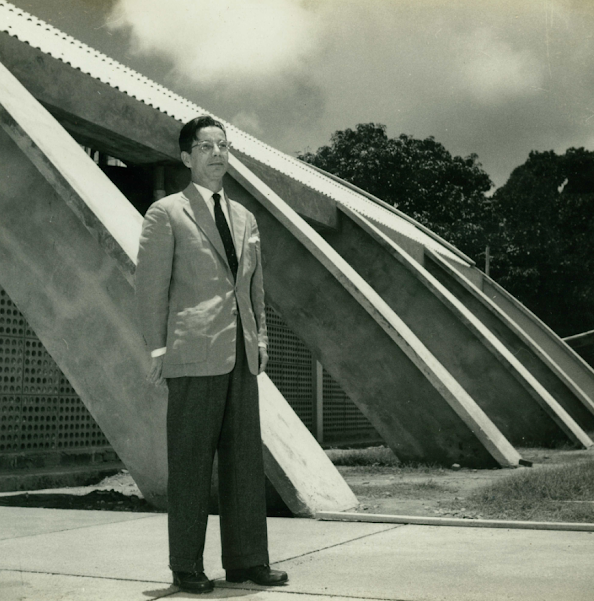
[227,157,521,468]
[470,266,594,424]
[323,205,591,449]
[426,252,594,433]
[0,60,357,516]
[311,166,594,439]
[565,331,594,370]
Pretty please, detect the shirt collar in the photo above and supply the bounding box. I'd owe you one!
[193,182,224,203]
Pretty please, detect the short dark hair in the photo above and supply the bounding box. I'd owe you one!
[179,115,226,154]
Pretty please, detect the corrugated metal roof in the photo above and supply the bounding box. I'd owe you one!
[0,0,469,265]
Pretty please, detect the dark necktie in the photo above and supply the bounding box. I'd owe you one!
[213,193,238,280]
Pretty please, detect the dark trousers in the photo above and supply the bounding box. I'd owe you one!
[166,325,269,573]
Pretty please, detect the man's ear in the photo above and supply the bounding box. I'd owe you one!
[181,151,192,169]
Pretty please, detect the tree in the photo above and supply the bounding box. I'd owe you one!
[490,148,594,336]
[298,123,494,261]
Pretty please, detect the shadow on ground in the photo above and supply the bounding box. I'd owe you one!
[0,489,157,512]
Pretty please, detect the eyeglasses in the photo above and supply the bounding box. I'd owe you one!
[191,140,232,154]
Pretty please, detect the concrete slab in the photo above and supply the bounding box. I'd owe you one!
[0,570,166,601]
[0,512,171,583]
[0,506,148,540]
[0,570,375,601]
[0,509,394,583]
[271,524,594,601]
[263,517,397,565]
[192,588,387,601]
[1,507,593,601]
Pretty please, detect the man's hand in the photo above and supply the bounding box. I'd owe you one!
[147,355,165,386]
[258,347,269,374]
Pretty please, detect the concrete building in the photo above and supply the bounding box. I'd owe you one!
[1,2,593,510]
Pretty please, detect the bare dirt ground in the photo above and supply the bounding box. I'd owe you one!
[339,447,594,518]
[0,446,592,518]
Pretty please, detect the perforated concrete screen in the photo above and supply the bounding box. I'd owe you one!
[0,286,378,459]
[265,306,379,444]
[322,373,378,444]
[0,286,110,453]
[265,306,314,429]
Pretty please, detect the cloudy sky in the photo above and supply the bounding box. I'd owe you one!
[8,0,594,188]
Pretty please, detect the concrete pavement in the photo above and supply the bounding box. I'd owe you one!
[1,506,593,601]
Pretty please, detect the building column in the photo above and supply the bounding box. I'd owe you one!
[312,360,324,444]
[153,165,166,201]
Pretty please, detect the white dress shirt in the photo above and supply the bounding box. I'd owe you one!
[193,183,232,227]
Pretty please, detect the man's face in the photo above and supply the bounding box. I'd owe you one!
[181,126,229,189]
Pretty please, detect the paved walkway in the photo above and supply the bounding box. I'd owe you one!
[1,506,593,600]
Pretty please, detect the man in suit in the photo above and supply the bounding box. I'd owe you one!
[136,115,288,594]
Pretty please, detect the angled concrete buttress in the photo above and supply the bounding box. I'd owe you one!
[565,331,594,370]
[323,205,591,449]
[425,252,594,433]
[0,60,357,516]
[313,167,594,438]
[226,156,522,468]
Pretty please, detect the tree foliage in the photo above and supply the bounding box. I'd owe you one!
[490,148,594,336]
[299,124,594,336]
[299,123,494,261]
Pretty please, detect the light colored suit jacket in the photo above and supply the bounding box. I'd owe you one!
[136,183,268,378]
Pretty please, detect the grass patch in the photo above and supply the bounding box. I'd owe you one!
[449,458,594,522]
[326,446,400,467]
[326,446,445,473]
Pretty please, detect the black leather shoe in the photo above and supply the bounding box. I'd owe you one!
[172,571,214,594]
[226,564,288,586]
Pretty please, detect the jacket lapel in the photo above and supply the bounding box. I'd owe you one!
[182,184,229,269]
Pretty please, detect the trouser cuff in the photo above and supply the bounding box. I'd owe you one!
[169,556,204,573]
[222,551,270,570]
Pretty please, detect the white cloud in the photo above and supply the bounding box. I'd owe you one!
[102,0,594,186]
[457,27,545,104]
[231,110,264,135]
[108,0,322,85]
